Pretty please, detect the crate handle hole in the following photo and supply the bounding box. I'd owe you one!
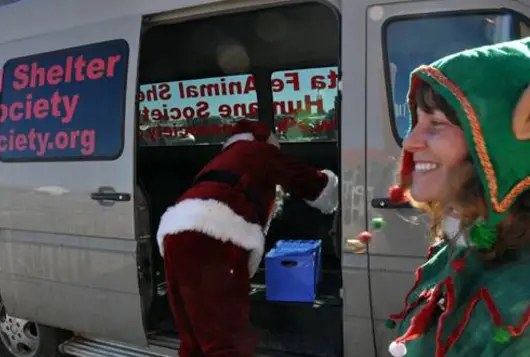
[280,260,298,267]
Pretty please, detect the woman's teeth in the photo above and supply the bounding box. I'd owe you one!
[415,163,439,172]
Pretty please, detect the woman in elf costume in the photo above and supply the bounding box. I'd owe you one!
[385,37,530,356]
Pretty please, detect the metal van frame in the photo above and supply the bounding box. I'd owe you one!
[0,0,527,356]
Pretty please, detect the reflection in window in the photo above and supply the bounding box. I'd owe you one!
[138,74,258,146]
[386,13,519,140]
[272,67,339,142]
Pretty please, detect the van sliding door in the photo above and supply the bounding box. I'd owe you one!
[0,16,146,345]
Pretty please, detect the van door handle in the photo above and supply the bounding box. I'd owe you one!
[91,192,131,201]
[371,198,412,209]
[91,186,130,206]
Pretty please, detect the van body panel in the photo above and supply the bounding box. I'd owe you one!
[0,0,340,45]
[0,15,147,345]
[0,0,215,44]
[340,0,372,355]
[3,0,514,46]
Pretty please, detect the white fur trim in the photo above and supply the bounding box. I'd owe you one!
[223,132,280,150]
[442,216,460,237]
[389,341,407,357]
[267,133,281,148]
[223,132,255,149]
[156,198,265,277]
[246,197,278,276]
[442,216,467,246]
[248,249,263,278]
[304,169,339,214]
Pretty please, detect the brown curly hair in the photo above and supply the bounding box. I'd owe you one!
[402,81,530,261]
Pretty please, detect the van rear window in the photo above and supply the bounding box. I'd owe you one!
[138,74,258,146]
[0,39,129,161]
[272,66,338,143]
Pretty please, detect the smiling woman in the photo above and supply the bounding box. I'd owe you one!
[403,81,469,203]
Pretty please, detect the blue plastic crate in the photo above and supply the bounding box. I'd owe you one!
[264,239,322,302]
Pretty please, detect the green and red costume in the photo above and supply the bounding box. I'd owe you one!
[387,38,530,356]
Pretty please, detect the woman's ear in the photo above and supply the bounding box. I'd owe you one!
[512,85,530,140]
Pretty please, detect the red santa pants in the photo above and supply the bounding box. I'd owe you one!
[163,231,257,357]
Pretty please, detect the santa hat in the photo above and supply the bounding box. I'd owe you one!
[223,119,280,149]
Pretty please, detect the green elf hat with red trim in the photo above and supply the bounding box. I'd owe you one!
[390,37,530,248]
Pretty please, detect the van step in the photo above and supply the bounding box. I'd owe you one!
[60,335,326,357]
[148,331,337,357]
[257,329,338,357]
[147,333,180,350]
[60,337,175,357]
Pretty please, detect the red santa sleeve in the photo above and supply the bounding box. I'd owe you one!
[261,143,339,214]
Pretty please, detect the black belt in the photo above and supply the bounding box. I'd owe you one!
[194,170,267,226]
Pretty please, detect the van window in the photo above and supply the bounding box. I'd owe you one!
[273,67,338,142]
[385,12,521,142]
[0,0,22,7]
[0,39,129,161]
[138,74,258,146]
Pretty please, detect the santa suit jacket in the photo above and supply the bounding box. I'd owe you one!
[156,136,339,276]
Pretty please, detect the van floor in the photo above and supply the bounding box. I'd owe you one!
[149,267,342,357]
[147,333,335,357]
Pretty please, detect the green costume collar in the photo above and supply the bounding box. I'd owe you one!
[387,240,530,356]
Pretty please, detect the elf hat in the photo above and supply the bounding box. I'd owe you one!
[392,37,530,239]
[223,119,280,149]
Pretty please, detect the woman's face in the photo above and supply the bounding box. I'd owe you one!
[403,106,468,203]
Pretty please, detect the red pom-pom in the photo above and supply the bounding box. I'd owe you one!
[358,231,373,244]
[388,185,405,203]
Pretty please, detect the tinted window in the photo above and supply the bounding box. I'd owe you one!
[0,39,129,161]
[138,74,258,146]
[272,67,338,142]
[385,13,520,141]
[0,0,22,6]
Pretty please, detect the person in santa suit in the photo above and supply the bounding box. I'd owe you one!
[156,119,339,357]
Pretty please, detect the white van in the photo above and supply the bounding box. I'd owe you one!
[0,0,526,356]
